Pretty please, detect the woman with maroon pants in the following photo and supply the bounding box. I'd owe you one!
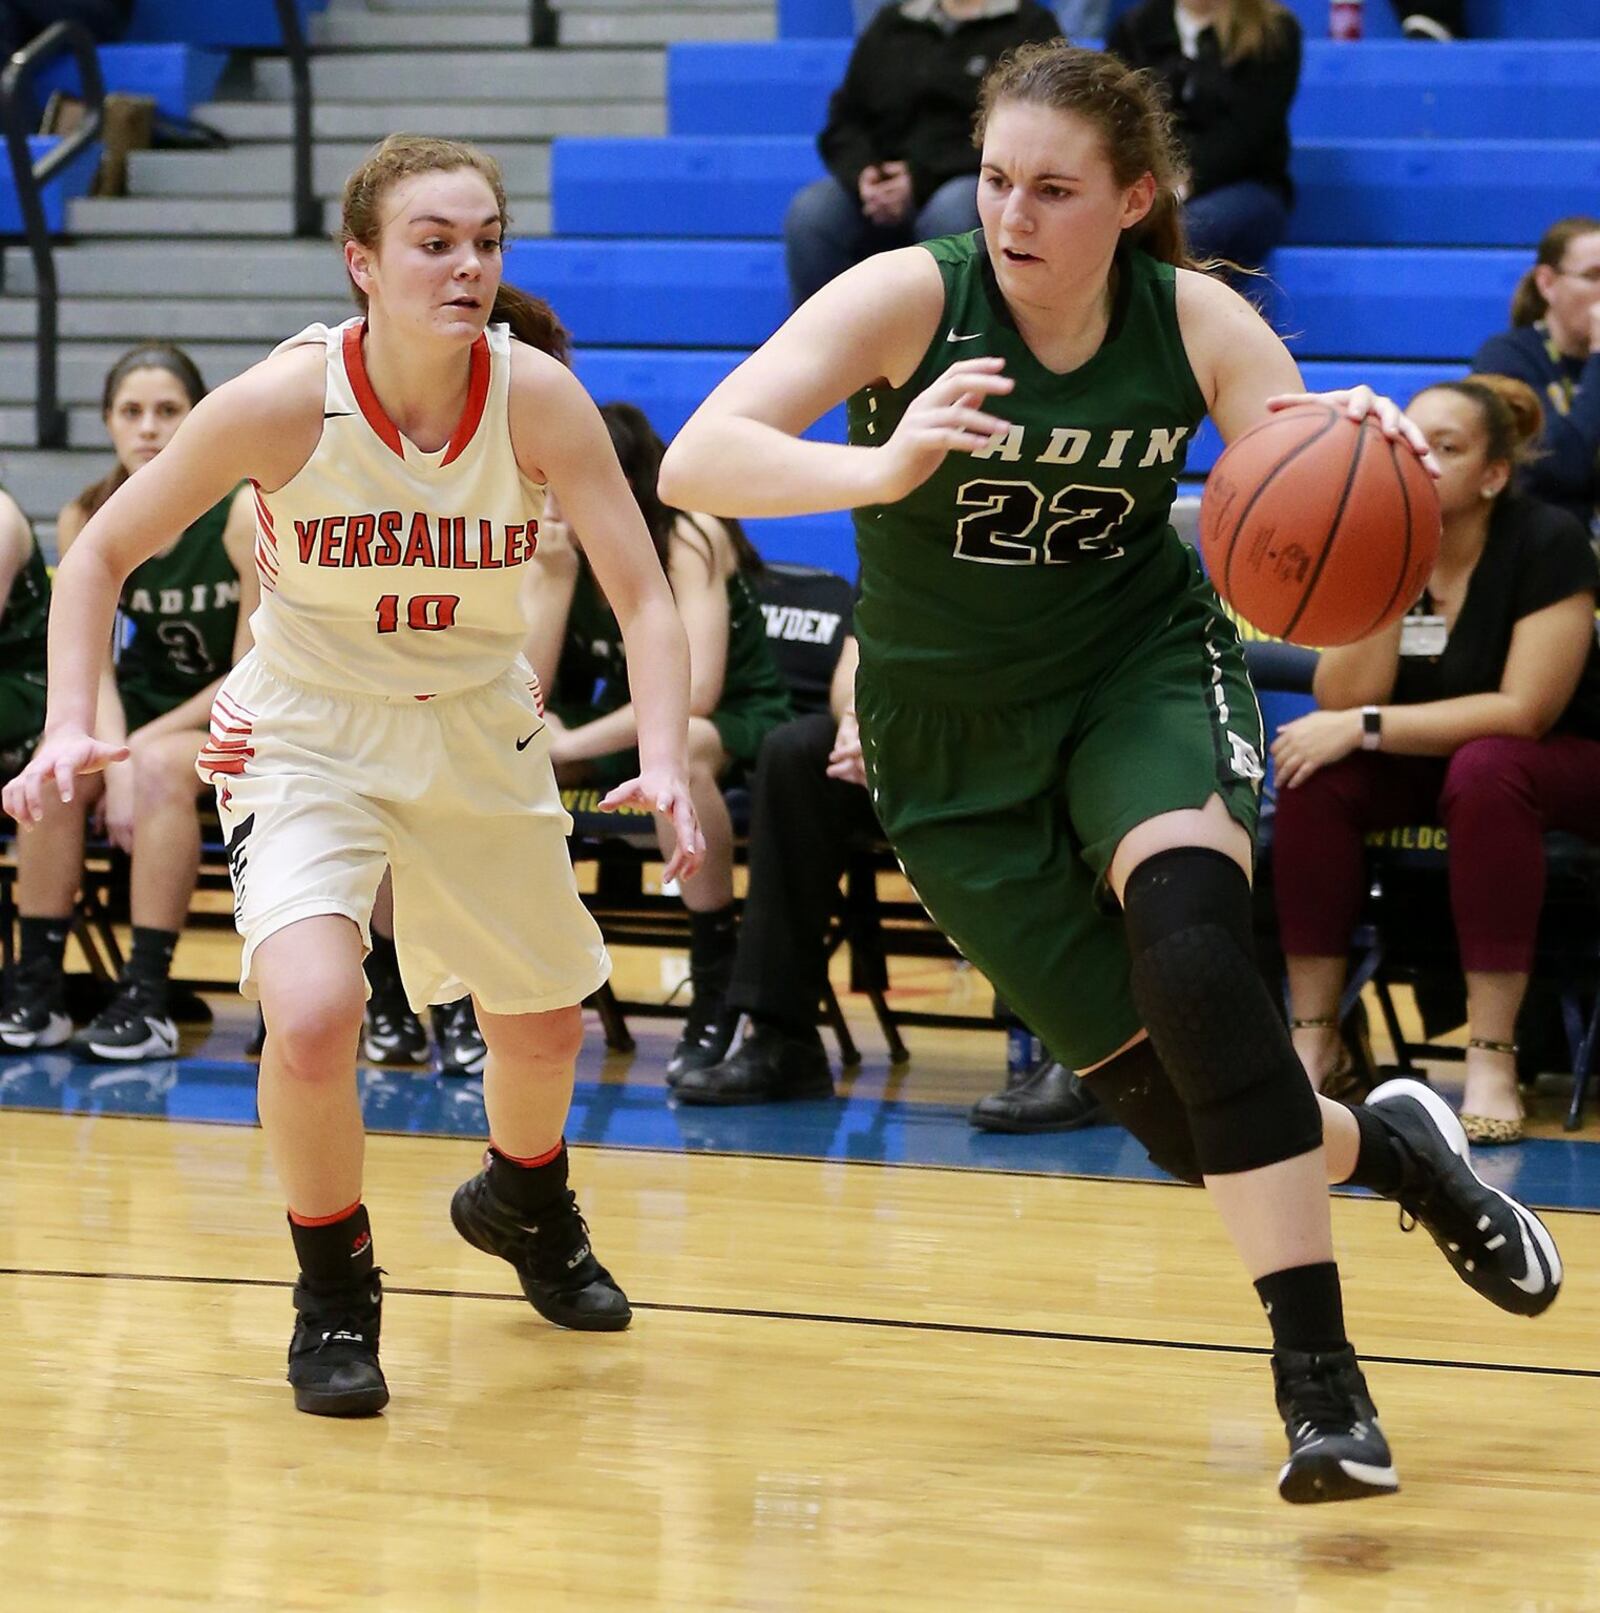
[1272,374,1600,1145]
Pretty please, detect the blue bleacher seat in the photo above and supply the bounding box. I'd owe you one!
[513,236,1511,361]
[552,133,1600,250]
[0,133,101,236]
[33,43,226,121]
[124,0,328,48]
[670,41,1600,143]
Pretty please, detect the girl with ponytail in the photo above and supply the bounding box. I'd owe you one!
[1473,215,1600,533]
[1275,372,1600,1145]
[6,132,704,1417]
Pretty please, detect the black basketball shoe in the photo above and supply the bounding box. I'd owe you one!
[73,975,178,1062]
[665,996,739,1087]
[361,995,429,1067]
[0,955,72,1050]
[434,996,487,1078]
[675,1019,834,1105]
[450,1169,631,1330]
[288,1272,389,1417]
[1273,1345,1399,1504]
[1366,1078,1561,1317]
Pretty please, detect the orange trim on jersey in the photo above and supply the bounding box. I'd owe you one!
[342,320,491,465]
[440,332,491,466]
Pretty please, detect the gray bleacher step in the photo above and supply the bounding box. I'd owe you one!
[66,196,339,238]
[5,241,350,299]
[127,143,551,199]
[196,98,663,142]
[0,404,117,450]
[0,341,283,406]
[0,449,112,521]
[0,297,354,342]
[313,9,528,46]
[558,8,772,44]
[250,48,663,102]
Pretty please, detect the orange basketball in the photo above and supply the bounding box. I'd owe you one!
[1199,401,1441,647]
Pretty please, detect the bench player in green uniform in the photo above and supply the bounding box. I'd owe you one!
[662,42,1563,1503]
[0,344,257,1060]
[0,487,50,784]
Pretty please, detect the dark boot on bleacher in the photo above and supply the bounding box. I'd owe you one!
[675,1017,834,1106]
[666,905,739,1083]
[969,1059,1107,1134]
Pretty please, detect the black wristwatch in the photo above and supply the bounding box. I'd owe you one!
[1360,706,1382,752]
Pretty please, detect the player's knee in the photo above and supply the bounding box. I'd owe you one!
[482,1004,584,1073]
[130,736,199,810]
[1086,1040,1202,1184]
[685,717,725,780]
[1122,848,1321,1175]
[266,981,366,1081]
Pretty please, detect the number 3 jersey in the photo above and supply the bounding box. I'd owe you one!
[847,235,1212,706]
[249,317,544,699]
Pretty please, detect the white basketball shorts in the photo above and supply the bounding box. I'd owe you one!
[198,651,610,1014]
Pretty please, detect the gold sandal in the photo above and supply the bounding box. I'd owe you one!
[1459,1037,1526,1146]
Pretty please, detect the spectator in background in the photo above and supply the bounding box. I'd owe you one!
[0,343,257,1062]
[1271,376,1600,1147]
[1106,0,1299,273]
[0,0,131,62]
[786,0,1062,307]
[0,486,49,786]
[1474,216,1600,539]
[528,403,792,1082]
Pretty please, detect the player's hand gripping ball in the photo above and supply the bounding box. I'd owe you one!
[1200,401,1440,647]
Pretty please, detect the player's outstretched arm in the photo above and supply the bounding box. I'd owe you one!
[659,247,1009,518]
[2,349,322,826]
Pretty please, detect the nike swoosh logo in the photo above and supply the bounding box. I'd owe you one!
[515,729,543,751]
[946,329,982,342]
[323,410,354,420]
[1509,1212,1548,1294]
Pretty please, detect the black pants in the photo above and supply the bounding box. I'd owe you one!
[1388,0,1464,31]
[726,712,883,1032]
[0,0,131,59]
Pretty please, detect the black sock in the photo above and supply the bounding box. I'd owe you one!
[1254,1261,1349,1356]
[289,1202,375,1291]
[688,906,737,976]
[18,916,69,972]
[127,925,179,990]
[1340,1105,1406,1197]
[487,1140,569,1217]
[365,930,401,995]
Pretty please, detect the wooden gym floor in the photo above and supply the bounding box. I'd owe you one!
[3,930,1599,1612]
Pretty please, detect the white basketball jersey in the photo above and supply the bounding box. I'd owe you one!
[249,318,545,698]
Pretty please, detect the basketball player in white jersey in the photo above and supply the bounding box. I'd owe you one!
[5,135,704,1417]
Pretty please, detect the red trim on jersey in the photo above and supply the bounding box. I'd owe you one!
[440,333,491,466]
[342,321,491,465]
[343,322,405,459]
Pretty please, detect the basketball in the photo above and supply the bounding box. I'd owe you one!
[1199,401,1441,646]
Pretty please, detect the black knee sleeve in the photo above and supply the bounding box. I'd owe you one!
[1122,847,1323,1176]
[1086,1039,1201,1184]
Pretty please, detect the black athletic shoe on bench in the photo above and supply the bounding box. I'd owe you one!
[361,996,429,1067]
[0,956,72,1050]
[1274,1345,1399,1504]
[73,976,178,1062]
[1366,1078,1562,1317]
[450,1170,631,1331]
[288,1273,389,1417]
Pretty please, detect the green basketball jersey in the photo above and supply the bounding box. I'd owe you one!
[0,524,50,678]
[848,235,1210,704]
[117,487,243,708]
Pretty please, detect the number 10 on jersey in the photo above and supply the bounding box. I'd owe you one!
[375,593,460,634]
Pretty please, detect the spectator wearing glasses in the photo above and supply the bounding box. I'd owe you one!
[1474,216,1600,538]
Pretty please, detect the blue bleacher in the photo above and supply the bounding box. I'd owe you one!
[670,42,1600,143]
[124,0,328,48]
[34,43,226,121]
[0,133,100,234]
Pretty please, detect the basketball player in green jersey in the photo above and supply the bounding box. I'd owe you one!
[663,42,1563,1503]
[0,344,258,1062]
[0,486,50,779]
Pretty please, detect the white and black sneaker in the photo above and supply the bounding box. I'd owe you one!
[434,996,487,1077]
[1400,13,1455,39]
[361,996,429,1067]
[0,956,72,1049]
[73,976,179,1062]
[1367,1078,1562,1317]
[1274,1345,1399,1504]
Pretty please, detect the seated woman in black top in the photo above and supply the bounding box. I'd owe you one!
[1473,215,1600,538]
[1271,375,1600,1145]
[1106,0,1300,271]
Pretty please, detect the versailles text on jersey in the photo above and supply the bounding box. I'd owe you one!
[293,512,539,570]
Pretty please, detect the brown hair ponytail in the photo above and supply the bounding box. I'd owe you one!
[1511,214,1600,327]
